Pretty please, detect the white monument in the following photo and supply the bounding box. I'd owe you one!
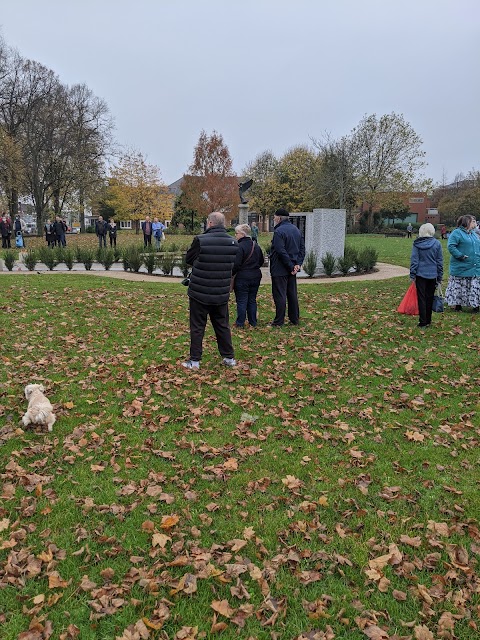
[289,208,346,275]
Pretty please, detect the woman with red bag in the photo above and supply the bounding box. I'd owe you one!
[409,223,443,328]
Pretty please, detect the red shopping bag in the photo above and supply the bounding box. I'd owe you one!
[397,281,419,315]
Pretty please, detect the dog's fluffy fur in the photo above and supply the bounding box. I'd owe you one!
[22,384,56,432]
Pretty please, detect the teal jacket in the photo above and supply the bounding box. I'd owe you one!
[447,227,480,277]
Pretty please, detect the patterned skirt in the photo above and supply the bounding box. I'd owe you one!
[444,276,480,307]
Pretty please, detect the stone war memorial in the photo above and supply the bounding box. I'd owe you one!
[289,208,346,276]
[239,203,347,276]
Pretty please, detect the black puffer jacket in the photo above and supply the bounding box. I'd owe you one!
[186,226,238,305]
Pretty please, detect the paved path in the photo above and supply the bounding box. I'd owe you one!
[0,263,409,284]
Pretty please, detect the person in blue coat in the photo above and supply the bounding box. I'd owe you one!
[410,223,443,328]
[445,214,480,312]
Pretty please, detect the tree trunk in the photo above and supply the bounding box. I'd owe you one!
[9,188,19,218]
[79,189,85,233]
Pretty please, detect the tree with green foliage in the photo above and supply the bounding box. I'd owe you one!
[350,113,427,230]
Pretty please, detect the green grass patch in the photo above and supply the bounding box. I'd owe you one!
[0,273,478,639]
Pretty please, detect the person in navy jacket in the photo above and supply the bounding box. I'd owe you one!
[269,208,305,326]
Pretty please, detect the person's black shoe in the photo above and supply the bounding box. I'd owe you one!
[455,305,462,312]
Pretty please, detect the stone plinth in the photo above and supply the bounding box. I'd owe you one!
[238,204,249,226]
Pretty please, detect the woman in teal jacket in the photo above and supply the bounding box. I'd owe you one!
[445,214,480,312]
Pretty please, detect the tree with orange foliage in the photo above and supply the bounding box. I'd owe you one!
[181,130,239,222]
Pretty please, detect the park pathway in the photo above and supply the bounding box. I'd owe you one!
[0,263,409,284]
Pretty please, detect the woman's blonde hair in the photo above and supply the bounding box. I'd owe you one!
[235,224,251,237]
[418,223,435,238]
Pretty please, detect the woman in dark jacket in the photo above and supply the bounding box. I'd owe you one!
[232,224,264,328]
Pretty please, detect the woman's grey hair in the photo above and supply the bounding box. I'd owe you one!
[235,224,251,237]
[418,223,435,238]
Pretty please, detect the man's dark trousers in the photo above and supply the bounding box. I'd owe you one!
[189,297,234,361]
[271,274,299,326]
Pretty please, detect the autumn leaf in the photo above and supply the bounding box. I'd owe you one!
[160,514,180,530]
[211,599,235,618]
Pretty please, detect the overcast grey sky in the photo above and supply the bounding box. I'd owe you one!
[1,0,479,186]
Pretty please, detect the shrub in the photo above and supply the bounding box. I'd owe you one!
[63,248,75,270]
[337,245,357,275]
[178,253,190,278]
[38,246,58,271]
[156,251,177,275]
[3,249,16,271]
[113,247,122,262]
[23,249,38,271]
[356,247,379,272]
[55,246,66,264]
[74,245,83,263]
[80,248,95,271]
[321,251,336,276]
[143,249,156,275]
[124,245,143,272]
[99,248,115,271]
[303,250,318,278]
[169,242,178,253]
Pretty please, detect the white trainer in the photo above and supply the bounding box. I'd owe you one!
[182,360,200,369]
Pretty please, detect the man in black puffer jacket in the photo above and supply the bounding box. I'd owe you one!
[182,212,238,370]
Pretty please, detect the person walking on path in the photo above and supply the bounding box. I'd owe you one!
[96,216,108,248]
[182,211,238,370]
[269,208,305,327]
[409,223,443,329]
[142,216,153,247]
[445,214,480,313]
[232,224,264,328]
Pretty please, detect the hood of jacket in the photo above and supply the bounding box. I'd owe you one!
[413,237,437,250]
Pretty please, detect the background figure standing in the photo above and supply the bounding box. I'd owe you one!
[142,216,153,247]
[44,219,55,247]
[108,218,117,247]
[269,208,305,326]
[96,215,107,247]
[1,213,12,248]
[232,224,264,328]
[445,214,480,313]
[53,216,67,247]
[251,221,259,242]
[406,223,413,238]
[182,211,238,370]
[409,223,443,329]
[152,217,165,250]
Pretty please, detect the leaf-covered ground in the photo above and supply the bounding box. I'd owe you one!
[0,274,479,640]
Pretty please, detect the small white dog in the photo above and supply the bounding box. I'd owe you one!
[22,384,56,432]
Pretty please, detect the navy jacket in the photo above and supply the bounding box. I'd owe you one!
[186,226,238,305]
[269,220,305,277]
[410,237,443,282]
[232,237,264,281]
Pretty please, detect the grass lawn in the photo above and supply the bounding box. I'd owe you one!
[0,257,478,638]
